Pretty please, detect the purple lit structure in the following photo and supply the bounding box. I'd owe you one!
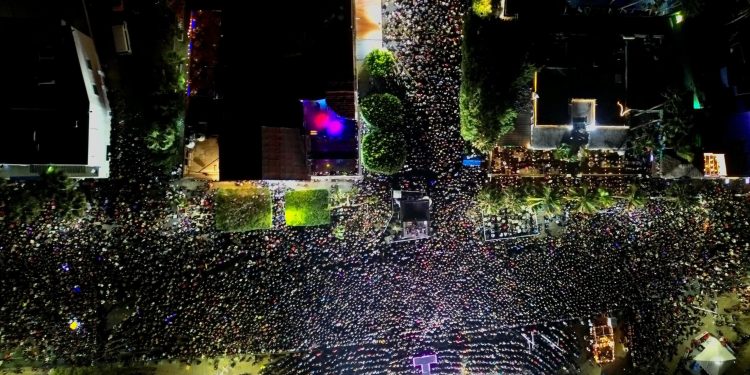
[301,98,358,175]
[412,354,437,375]
[302,99,349,138]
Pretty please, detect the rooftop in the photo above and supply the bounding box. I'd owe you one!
[532,19,676,127]
[217,0,355,180]
[0,19,89,166]
[534,33,626,126]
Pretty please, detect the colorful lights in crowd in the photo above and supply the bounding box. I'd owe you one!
[302,99,348,138]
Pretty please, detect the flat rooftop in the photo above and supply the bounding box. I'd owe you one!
[0,18,89,165]
[535,31,675,127]
[535,33,626,126]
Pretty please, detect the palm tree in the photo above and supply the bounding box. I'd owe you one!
[62,190,88,219]
[565,186,601,215]
[38,168,71,196]
[330,185,347,208]
[499,186,526,215]
[595,187,616,210]
[526,185,563,217]
[36,169,89,219]
[146,126,177,152]
[666,183,698,208]
[477,186,501,216]
[616,184,647,211]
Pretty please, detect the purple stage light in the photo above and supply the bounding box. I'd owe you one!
[326,119,345,137]
[302,98,348,138]
[413,354,437,375]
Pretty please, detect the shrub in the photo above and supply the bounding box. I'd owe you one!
[472,0,492,17]
[361,128,406,175]
[215,186,273,232]
[284,189,331,227]
[553,144,578,162]
[363,49,397,79]
[359,93,404,130]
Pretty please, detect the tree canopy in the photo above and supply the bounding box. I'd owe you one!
[472,0,493,17]
[460,14,534,152]
[359,93,404,130]
[361,128,407,175]
[478,182,650,219]
[363,49,397,79]
[628,89,700,161]
[616,184,648,211]
[525,185,564,217]
[0,170,88,223]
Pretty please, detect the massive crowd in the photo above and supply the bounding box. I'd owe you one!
[383,0,465,175]
[2,0,750,374]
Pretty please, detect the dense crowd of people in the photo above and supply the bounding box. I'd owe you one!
[2,0,750,374]
[383,0,465,175]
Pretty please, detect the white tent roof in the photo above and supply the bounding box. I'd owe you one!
[694,336,736,375]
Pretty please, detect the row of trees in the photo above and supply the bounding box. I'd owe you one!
[108,0,186,174]
[360,49,407,175]
[0,170,88,224]
[459,12,535,152]
[477,183,649,217]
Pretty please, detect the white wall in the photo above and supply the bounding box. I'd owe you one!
[71,27,112,178]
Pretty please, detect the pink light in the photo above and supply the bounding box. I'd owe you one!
[313,112,330,130]
[326,119,344,136]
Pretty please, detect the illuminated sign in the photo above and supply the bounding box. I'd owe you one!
[463,156,482,167]
[413,354,437,375]
[704,153,727,177]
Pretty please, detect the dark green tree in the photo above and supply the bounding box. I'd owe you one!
[526,185,564,217]
[361,129,406,175]
[498,186,527,214]
[6,190,43,223]
[459,14,533,152]
[146,122,178,152]
[359,93,404,130]
[552,144,579,162]
[477,185,502,215]
[666,182,699,208]
[565,186,602,215]
[459,84,518,152]
[616,184,648,211]
[39,170,88,220]
[0,170,89,223]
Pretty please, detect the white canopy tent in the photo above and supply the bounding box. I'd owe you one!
[690,335,736,375]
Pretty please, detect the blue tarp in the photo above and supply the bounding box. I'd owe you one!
[463,156,482,167]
